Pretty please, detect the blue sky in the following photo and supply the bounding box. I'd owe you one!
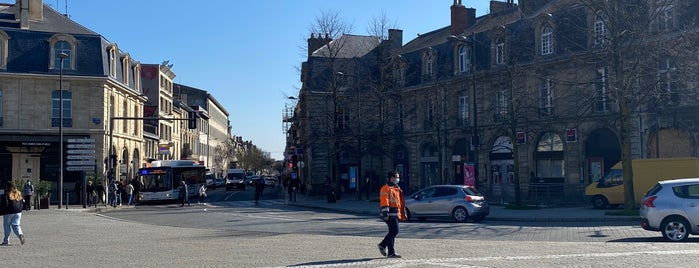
[38,0,500,160]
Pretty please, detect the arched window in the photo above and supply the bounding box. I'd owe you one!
[51,90,72,127]
[49,34,77,70]
[541,26,553,55]
[535,132,565,179]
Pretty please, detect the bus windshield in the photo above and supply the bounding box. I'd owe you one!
[139,169,172,192]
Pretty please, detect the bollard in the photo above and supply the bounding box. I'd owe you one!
[66,192,69,209]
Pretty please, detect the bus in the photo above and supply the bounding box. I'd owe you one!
[137,160,206,202]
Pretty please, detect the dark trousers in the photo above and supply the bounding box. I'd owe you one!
[23,195,31,210]
[254,188,263,202]
[379,217,399,255]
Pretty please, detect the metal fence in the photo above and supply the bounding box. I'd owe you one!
[483,183,589,207]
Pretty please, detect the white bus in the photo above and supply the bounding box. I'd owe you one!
[137,160,206,202]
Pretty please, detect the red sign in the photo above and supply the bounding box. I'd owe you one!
[516,131,527,144]
[566,128,577,142]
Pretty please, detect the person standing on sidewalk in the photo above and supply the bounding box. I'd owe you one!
[124,182,134,206]
[377,171,406,258]
[1,182,26,245]
[22,180,33,211]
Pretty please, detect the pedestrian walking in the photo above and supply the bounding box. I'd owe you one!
[1,182,26,245]
[96,181,106,206]
[125,182,134,206]
[287,178,297,202]
[86,181,95,207]
[254,175,265,204]
[178,181,189,207]
[22,180,33,211]
[109,181,119,207]
[377,171,406,258]
[198,183,207,204]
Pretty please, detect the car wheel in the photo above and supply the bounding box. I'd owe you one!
[591,196,609,209]
[661,217,691,242]
[452,206,469,223]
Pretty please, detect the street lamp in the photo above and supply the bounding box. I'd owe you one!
[57,52,68,209]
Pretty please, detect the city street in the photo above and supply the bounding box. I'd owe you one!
[4,190,699,267]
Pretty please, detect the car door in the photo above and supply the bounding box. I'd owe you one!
[408,187,436,216]
[430,187,459,216]
[680,183,699,229]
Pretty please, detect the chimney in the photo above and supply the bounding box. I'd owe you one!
[307,33,332,57]
[15,0,43,29]
[450,0,476,36]
[388,29,403,52]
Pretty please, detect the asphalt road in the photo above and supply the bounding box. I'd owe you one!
[7,187,699,268]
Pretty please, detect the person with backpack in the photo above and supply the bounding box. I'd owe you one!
[22,180,33,211]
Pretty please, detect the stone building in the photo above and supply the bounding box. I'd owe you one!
[0,0,145,202]
[289,0,699,205]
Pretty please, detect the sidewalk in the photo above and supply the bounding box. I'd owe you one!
[287,194,640,222]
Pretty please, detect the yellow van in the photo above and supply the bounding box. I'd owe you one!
[584,157,699,209]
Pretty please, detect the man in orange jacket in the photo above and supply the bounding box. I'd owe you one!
[377,171,406,258]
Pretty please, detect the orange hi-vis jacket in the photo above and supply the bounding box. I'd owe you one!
[379,183,407,220]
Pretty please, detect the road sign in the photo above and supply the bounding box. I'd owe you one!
[66,155,95,160]
[66,166,96,171]
[67,143,96,149]
[66,149,95,155]
[67,138,95,143]
[66,160,95,166]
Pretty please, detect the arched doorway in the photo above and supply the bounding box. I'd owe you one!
[132,148,140,181]
[120,148,129,182]
[584,128,620,184]
[648,127,694,158]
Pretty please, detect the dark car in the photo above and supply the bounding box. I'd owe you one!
[405,185,489,223]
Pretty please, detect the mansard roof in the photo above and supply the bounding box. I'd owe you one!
[310,34,381,59]
[0,3,97,35]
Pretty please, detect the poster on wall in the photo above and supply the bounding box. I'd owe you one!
[464,163,475,186]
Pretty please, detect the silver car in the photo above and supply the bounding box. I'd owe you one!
[640,178,699,242]
[405,185,489,223]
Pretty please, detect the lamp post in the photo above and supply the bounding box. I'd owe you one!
[57,52,68,209]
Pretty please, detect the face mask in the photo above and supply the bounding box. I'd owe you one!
[395,179,400,184]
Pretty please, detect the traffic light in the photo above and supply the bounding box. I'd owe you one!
[188,111,197,129]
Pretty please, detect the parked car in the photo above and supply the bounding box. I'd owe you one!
[205,173,215,189]
[248,175,260,186]
[264,176,278,187]
[640,178,699,242]
[404,185,489,223]
[214,178,225,188]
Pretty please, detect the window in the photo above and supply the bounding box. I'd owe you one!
[653,3,674,31]
[458,45,470,73]
[536,132,565,178]
[49,34,77,70]
[541,26,554,55]
[594,67,609,112]
[539,78,554,116]
[134,64,141,91]
[109,46,117,78]
[458,95,468,126]
[594,13,607,45]
[0,31,8,70]
[51,90,72,127]
[122,55,130,85]
[495,42,505,65]
[658,58,678,103]
[425,98,434,124]
[495,91,508,121]
[0,90,3,126]
[423,50,435,81]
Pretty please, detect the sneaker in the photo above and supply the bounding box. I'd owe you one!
[19,235,25,245]
[1,241,8,246]
[377,244,387,257]
[387,253,402,258]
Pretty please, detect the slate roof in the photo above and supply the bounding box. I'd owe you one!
[311,34,381,59]
[0,3,97,35]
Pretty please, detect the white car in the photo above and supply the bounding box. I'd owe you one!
[641,178,699,242]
